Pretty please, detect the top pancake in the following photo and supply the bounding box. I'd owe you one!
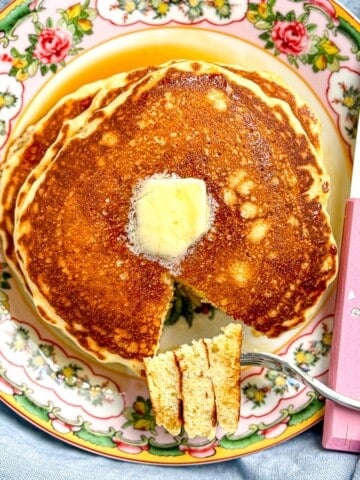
[13,60,337,374]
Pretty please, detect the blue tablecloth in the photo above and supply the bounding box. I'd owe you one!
[0,0,359,478]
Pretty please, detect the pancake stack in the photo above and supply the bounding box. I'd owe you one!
[144,322,243,438]
[0,60,337,376]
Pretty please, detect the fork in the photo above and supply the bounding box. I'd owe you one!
[241,351,360,412]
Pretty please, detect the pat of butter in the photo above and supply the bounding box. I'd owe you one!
[135,177,210,259]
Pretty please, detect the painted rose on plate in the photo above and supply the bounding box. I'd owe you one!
[271,20,309,54]
[33,28,71,64]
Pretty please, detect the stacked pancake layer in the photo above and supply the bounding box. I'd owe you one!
[0,60,337,376]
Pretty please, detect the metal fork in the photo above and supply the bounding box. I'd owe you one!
[241,351,360,412]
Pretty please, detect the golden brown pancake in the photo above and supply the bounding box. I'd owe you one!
[14,60,336,373]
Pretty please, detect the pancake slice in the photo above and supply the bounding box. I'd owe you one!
[175,339,216,439]
[144,323,242,438]
[204,323,242,434]
[143,350,182,436]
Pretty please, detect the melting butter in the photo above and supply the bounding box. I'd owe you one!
[134,177,210,259]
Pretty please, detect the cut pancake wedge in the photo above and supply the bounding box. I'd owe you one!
[175,338,216,439]
[204,322,242,434]
[143,350,182,436]
[144,323,242,439]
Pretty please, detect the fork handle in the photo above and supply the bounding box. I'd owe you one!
[323,199,360,453]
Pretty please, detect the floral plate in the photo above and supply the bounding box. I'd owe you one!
[0,0,359,465]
